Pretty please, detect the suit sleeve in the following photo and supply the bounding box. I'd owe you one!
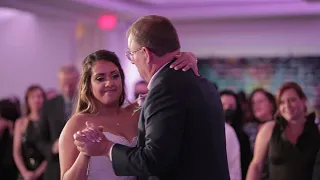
[37,102,55,161]
[111,86,186,176]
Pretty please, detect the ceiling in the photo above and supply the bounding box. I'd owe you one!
[0,7,20,20]
[126,0,297,6]
[73,0,320,21]
[0,0,116,22]
[1,0,320,22]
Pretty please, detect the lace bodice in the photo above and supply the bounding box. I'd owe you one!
[87,132,137,180]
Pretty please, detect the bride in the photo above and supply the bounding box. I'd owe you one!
[59,50,198,180]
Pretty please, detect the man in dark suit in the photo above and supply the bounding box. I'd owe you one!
[313,142,320,180]
[38,65,79,180]
[112,15,230,180]
[76,15,230,180]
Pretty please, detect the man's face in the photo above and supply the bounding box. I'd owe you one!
[127,34,149,80]
[58,71,79,99]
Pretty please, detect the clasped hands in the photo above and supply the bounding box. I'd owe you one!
[73,122,113,157]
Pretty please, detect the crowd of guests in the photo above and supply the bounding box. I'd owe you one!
[0,65,75,180]
[221,82,320,180]
[0,62,320,180]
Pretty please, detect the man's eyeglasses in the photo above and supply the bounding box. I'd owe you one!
[126,48,142,61]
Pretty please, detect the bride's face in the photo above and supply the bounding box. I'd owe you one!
[90,60,123,106]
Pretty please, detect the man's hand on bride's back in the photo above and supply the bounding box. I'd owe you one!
[170,52,200,76]
[73,121,111,156]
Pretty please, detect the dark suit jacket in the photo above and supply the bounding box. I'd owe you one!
[111,62,230,180]
[313,148,320,180]
[38,95,68,180]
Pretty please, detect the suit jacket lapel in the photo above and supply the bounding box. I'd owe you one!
[147,60,174,90]
[137,60,174,147]
[137,106,145,146]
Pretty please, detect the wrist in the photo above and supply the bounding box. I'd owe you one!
[80,152,90,157]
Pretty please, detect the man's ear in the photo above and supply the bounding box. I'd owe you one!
[142,47,152,64]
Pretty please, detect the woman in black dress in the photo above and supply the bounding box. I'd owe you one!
[246,82,320,180]
[243,89,277,180]
[13,85,47,180]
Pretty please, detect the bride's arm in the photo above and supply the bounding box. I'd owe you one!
[129,52,199,104]
[59,114,89,180]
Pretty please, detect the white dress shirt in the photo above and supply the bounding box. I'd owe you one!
[225,123,242,180]
[147,62,170,90]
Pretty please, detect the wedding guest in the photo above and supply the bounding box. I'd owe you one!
[313,148,320,180]
[221,90,252,180]
[38,65,79,180]
[13,85,47,180]
[243,89,276,180]
[243,88,276,150]
[247,82,320,180]
[0,98,21,180]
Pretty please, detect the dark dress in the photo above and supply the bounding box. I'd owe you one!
[268,113,320,180]
[0,129,18,180]
[243,121,269,180]
[18,120,45,180]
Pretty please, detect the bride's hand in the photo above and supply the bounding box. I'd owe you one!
[170,52,199,76]
[75,122,104,143]
[73,126,111,156]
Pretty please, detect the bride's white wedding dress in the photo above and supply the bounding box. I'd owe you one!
[87,132,137,180]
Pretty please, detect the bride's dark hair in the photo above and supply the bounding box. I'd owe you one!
[75,50,126,114]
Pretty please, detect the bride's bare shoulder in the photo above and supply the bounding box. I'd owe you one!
[63,113,89,132]
[68,113,89,122]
